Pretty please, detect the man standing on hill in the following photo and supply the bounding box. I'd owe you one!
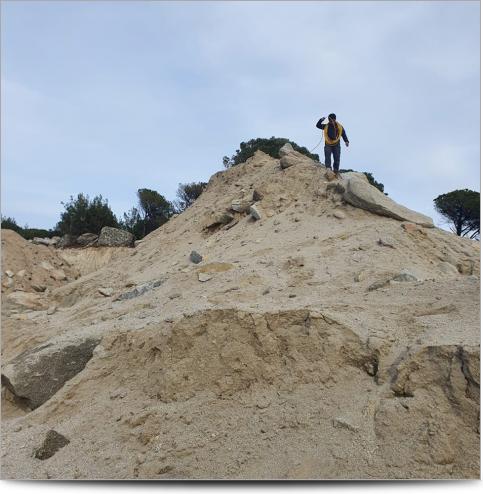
[316,113,349,175]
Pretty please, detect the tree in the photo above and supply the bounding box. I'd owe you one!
[174,181,207,212]
[434,189,480,238]
[1,216,22,234]
[223,137,320,167]
[119,207,145,240]
[137,188,175,236]
[339,169,386,194]
[56,193,119,236]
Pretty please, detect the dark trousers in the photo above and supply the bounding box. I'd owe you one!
[324,143,341,171]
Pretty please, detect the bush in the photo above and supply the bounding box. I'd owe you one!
[56,193,119,236]
[223,137,320,167]
[174,182,207,212]
[1,216,23,234]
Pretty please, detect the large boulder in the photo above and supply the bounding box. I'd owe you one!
[1,334,101,409]
[341,172,434,227]
[76,232,98,247]
[97,227,134,247]
[57,234,77,249]
[32,237,54,247]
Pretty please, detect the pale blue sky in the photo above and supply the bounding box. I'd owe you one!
[1,0,480,229]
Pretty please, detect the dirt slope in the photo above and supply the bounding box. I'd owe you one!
[1,150,480,479]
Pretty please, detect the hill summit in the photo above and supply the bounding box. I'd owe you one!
[1,146,480,479]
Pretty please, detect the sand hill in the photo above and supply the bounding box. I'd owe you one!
[1,147,480,479]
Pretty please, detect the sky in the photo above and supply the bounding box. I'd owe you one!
[1,0,480,230]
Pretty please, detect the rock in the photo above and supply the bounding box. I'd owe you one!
[47,305,57,315]
[354,270,368,282]
[98,287,114,297]
[3,277,15,289]
[6,291,45,310]
[5,270,14,278]
[280,153,300,169]
[34,430,70,460]
[57,234,77,249]
[392,270,418,282]
[206,212,234,229]
[51,236,61,246]
[115,279,165,301]
[252,189,263,202]
[377,237,395,249]
[98,227,134,247]
[250,205,262,221]
[190,251,203,264]
[198,272,213,282]
[438,262,459,275]
[279,142,294,157]
[368,280,391,291]
[16,269,26,278]
[333,210,346,220]
[401,222,425,234]
[231,199,251,213]
[325,169,337,182]
[40,261,55,271]
[76,232,98,247]
[457,260,475,275]
[332,417,359,432]
[50,268,67,281]
[32,284,47,292]
[342,172,434,227]
[1,335,101,409]
[32,237,54,246]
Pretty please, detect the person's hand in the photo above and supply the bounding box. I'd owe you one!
[321,116,326,121]
[345,141,349,147]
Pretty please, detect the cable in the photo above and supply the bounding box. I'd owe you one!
[309,136,323,153]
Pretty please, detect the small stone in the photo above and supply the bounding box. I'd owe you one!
[252,189,263,202]
[377,237,395,249]
[16,270,26,278]
[280,154,299,169]
[457,260,475,275]
[31,284,46,293]
[98,287,114,297]
[47,305,57,315]
[231,200,251,213]
[189,251,203,264]
[5,270,14,278]
[34,430,70,460]
[368,280,390,291]
[332,417,358,432]
[325,169,337,181]
[392,270,418,282]
[198,272,213,282]
[250,205,262,221]
[333,210,346,220]
[50,269,67,281]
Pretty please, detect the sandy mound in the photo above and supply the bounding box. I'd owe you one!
[1,230,80,296]
[1,149,480,479]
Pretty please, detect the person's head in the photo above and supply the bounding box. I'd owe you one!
[328,113,337,122]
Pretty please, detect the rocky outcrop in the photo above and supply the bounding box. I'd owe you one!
[97,227,134,248]
[1,335,101,409]
[341,172,434,227]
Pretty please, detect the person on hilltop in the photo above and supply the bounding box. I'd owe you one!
[315,113,349,176]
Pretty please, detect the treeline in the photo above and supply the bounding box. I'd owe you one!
[2,137,480,241]
[2,182,207,241]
